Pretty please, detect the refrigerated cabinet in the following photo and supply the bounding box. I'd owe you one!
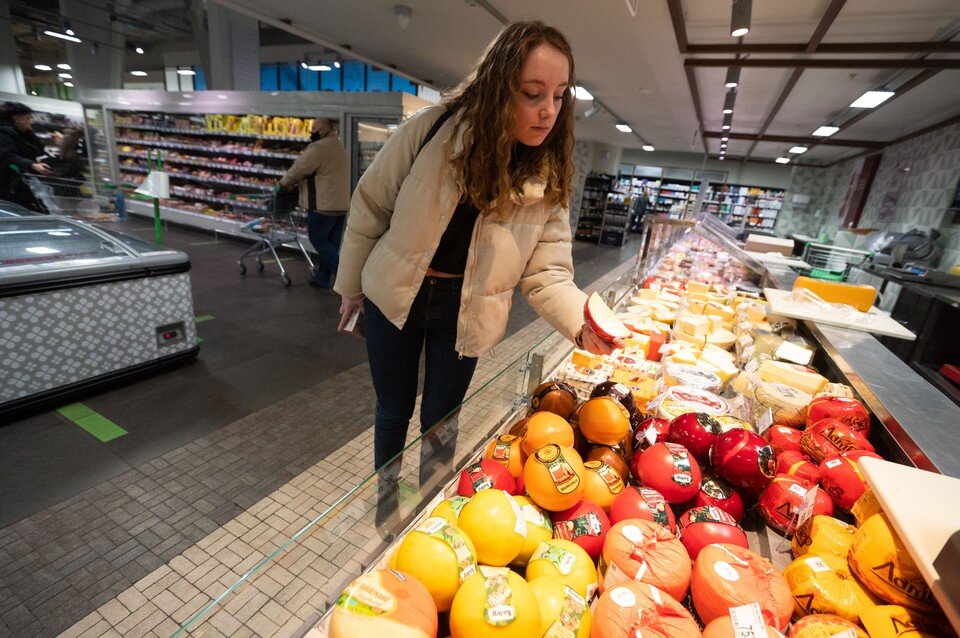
[0,215,198,416]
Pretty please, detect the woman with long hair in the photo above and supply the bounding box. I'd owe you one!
[335,21,621,518]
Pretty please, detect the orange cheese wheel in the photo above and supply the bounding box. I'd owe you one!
[592,582,701,638]
[522,444,586,512]
[692,543,793,630]
[484,434,526,478]
[788,613,869,638]
[522,412,575,456]
[600,519,691,602]
[582,460,625,512]
[329,568,438,638]
[578,397,632,446]
[702,616,785,638]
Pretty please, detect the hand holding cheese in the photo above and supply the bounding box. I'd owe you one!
[583,293,628,354]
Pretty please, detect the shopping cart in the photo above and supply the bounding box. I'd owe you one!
[20,173,116,221]
[800,242,871,281]
[236,190,316,287]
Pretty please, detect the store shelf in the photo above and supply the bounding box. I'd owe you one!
[168,188,271,210]
[115,122,309,142]
[117,151,286,177]
[120,164,274,191]
[116,137,299,160]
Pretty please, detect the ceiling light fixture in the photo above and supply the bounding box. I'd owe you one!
[789,146,808,154]
[775,157,790,164]
[63,81,74,87]
[721,135,729,142]
[731,0,751,37]
[812,125,839,137]
[722,90,736,115]
[616,123,632,133]
[394,4,412,29]
[306,64,331,71]
[44,29,81,43]
[574,85,593,100]
[333,58,342,69]
[176,67,196,76]
[135,46,145,55]
[57,63,70,70]
[34,64,52,71]
[642,144,655,152]
[850,90,895,108]
[724,67,740,89]
[130,70,148,77]
[58,73,72,78]
[722,124,731,130]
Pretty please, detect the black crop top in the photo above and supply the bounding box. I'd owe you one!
[428,198,481,274]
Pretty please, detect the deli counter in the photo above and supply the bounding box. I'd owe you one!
[171,212,960,637]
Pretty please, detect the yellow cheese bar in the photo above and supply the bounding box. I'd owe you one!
[652,308,676,325]
[742,303,767,323]
[677,314,710,337]
[633,289,660,301]
[672,329,706,347]
[685,299,707,315]
[704,301,735,320]
[685,281,711,293]
[622,334,650,359]
[571,349,603,369]
[793,276,877,312]
[660,291,681,304]
[706,315,723,332]
[758,359,828,395]
[731,370,756,397]
[696,357,738,386]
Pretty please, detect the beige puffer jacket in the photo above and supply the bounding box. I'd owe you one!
[335,105,587,358]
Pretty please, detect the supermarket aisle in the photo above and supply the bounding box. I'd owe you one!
[0,219,640,637]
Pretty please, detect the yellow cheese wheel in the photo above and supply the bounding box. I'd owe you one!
[859,604,949,638]
[848,513,938,613]
[527,578,591,638]
[525,539,598,601]
[783,553,878,623]
[449,566,541,638]
[754,381,811,427]
[792,515,857,559]
[788,613,870,638]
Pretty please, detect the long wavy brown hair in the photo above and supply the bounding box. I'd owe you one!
[442,21,576,212]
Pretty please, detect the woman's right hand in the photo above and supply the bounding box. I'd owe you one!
[338,294,365,331]
[31,162,51,175]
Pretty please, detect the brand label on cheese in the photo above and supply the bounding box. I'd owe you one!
[702,476,733,499]
[504,493,528,537]
[805,556,832,573]
[554,512,602,542]
[639,488,672,528]
[466,463,494,492]
[825,458,844,469]
[610,586,637,609]
[622,524,644,543]
[589,461,625,493]
[534,542,576,575]
[729,601,767,638]
[335,575,397,617]
[543,586,586,638]
[480,566,516,626]
[491,436,515,464]
[418,517,476,582]
[536,445,581,494]
[714,561,740,582]
[756,407,774,434]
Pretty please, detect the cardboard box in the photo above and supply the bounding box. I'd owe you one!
[743,234,794,256]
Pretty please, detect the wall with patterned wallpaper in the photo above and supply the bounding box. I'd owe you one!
[569,140,595,228]
[776,162,855,239]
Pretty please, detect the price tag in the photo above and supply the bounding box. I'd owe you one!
[756,408,774,434]
[729,602,767,638]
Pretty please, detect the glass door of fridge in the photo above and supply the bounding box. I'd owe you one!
[350,116,399,191]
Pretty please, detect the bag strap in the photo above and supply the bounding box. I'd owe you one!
[415,109,452,159]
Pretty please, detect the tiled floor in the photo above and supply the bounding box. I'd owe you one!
[0,220,639,637]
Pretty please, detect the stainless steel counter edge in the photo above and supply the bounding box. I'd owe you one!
[764,263,960,478]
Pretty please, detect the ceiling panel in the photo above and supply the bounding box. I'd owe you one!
[698,66,798,136]
[683,0,831,42]
[826,0,960,41]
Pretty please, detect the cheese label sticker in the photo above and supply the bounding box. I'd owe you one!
[481,566,516,627]
[805,556,832,573]
[639,489,672,528]
[756,407,774,434]
[504,493,528,537]
[554,512,602,541]
[788,483,809,497]
[729,602,767,638]
[745,358,761,374]
[622,524,644,543]
[537,445,581,494]
[522,504,551,532]
[543,586,586,638]
[702,476,733,500]
[535,542,576,575]
[610,586,637,609]
[825,458,844,469]
[743,345,757,361]
[335,575,396,617]
[491,437,514,464]
[645,424,659,446]
[448,496,470,517]
[419,517,476,582]
[714,561,740,582]
[595,462,625,493]
[467,463,494,492]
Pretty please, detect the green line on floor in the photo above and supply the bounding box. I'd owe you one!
[196,337,204,344]
[56,403,128,442]
[194,315,215,323]
[188,240,223,246]
[261,257,295,264]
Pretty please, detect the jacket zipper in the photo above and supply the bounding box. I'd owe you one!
[458,211,486,359]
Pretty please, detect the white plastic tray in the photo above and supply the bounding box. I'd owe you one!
[763,288,916,340]
[744,251,811,269]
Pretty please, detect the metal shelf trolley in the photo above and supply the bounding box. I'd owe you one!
[236,190,316,287]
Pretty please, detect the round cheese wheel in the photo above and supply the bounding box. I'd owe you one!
[527,579,591,638]
[754,382,811,427]
[692,543,794,630]
[578,397,632,446]
[394,517,478,612]
[510,496,553,566]
[329,568,438,638]
[787,613,870,638]
[805,396,870,435]
[783,552,879,623]
[777,450,820,486]
[600,519,691,601]
[676,506,748,560]
[430,496,470,527]
[522,412,575,456]
[667,412,723,465]
[702,616,785,638]
[709,429,777,497]
[582,460,624,512]
[449,566,541,638]
[634,441,702,503]
[859,604,949,638]
[656,385,728,421]
[586,445,630,484]
[522,444,586,512]
[609,485,676,531]
[767,425,804,456]
[792,515,857,559]
[457,489,526,567]
[678,473,746,522]
[818,455,868,512]
[848,513,938,612]
[484,434,526,478]
[552,499,610,561]
[457,459,516,497]
[592,582,701,638]
[757,474,834,534]
[525,539,598,601]
[800,418,874,463]
[530,381,578,420]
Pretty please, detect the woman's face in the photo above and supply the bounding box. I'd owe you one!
[512,43,570,147]
[12,113,34,132]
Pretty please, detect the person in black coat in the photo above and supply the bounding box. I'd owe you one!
[0,102,51,210]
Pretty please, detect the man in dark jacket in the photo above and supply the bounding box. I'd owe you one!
[0,102,51,210]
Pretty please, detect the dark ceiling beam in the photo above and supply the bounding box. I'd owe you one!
[888,111,960,146]
[741,0,845,161]
[666,0,688,54]
[667,0,705,151]
[685,58,960,69]
[705,131,883,148]
[685,66,708,153]
[686,41,960,54]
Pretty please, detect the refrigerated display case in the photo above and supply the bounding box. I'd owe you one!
[350,116,399,190]
[0,214,198,417]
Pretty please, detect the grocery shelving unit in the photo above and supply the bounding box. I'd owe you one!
[654,179,699,217]
[599,199,630,247]
[703,183,784,231]
[575,172,614,242]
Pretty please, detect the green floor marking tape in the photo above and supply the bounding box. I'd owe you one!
[196,337,204,344]
[56,403,128,442]
[194,315,215,323]
[261,257,295,264]
[188,240,223,246]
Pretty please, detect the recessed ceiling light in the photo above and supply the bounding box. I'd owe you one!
[58,73,71,78]
[176,68,196,76]
[574,86,593,100]
[789,146,808,154]
[63,81,74,87]
[812,125,839,137]
[722,90,736,115]
[850,90,895,108]
[44,30,81,43]
[135,46,145,54]
[130,70,148,77]
[615,123,632,133]
[775,157,790,164]
[722,124,731,130]
[721,136,729,142]
[642,145,655,151]
[57,63,70,70]
[724,67,740,88]
[719,156,726,161]
[34,64,52,71]
[730,0,751,37]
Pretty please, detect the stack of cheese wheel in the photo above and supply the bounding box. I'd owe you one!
[782,552,878,623]
[600,519,691,601]
[328,569,438,638]
[591,581,701,638]
[691,543,793,630]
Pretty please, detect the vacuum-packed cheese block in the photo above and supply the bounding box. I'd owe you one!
[754,381,811,427]
[673,329,706,347]
[793,276,877,312]
[704,301,734,320]
[759,360,828,396]
[686,281,711,293]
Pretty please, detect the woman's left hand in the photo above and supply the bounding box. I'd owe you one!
[578,322,623,356]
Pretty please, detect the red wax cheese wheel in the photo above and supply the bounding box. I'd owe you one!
[600,519,691,601]
[679,474,746,522]
[806,396,870,435]
[578,397,632,446]
[758,475,834,535]
[776,450,821,486]
[632,417,670,452]
[530,381,578,420]
[522,444,586,512]
[522,412,575,456]
[457,459,516,497]
[552,499,610,561]
[702,616,786,638]
[484,434,526,478]
[608,486,676,531]
[667,412,723,465]
[582,460,625,512]
[329,568,438,638]
[692,543,794,630]
[587,445,631,484]
[592,582,701,638]
[710,429,777,496]
[767,425,804,456]
[676,506,749,560]
[800,418,874,463]
[787,613,869,638]
[634,442,702,503]
[818,456,868,512]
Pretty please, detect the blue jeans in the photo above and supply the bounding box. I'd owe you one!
[364,277,479,480]
[307,211,344,286]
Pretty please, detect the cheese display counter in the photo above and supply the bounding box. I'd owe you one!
[172,213,960,638]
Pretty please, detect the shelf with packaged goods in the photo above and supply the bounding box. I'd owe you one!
[116,151,287,177]
[119,165,275,192]
[115,137,300,161]
[114,122,309,142]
